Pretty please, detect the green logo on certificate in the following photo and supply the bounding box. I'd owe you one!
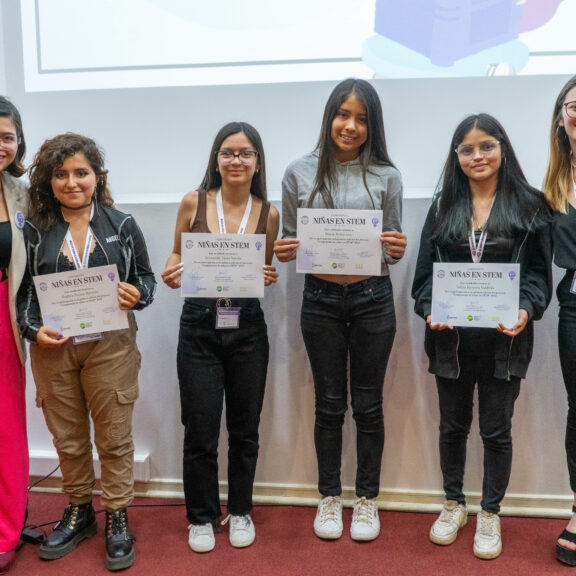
[217,286,223,292]
[331,263,337,269]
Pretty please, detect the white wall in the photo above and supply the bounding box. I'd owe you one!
[2,0,573,511]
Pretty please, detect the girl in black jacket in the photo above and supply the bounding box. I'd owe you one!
[412,113,552,560]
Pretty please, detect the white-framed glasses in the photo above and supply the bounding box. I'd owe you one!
[455,140,500,158]
[216,150,258,165]
[564,101,576,119]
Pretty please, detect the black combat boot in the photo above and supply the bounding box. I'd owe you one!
[39,502,97,559]
[105,508,135,571]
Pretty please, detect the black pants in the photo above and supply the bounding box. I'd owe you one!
[177,299,269,524]
[436,352,520,514]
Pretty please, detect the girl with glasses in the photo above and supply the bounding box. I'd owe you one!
[161,122,279,553]
[412,113,552,560]
[274,78,406,542]
[0,96,28,575]
[543,75,576,566]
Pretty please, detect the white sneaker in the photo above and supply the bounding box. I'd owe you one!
[350,497,380,541]
[314,496,343,540]
[188,523,215,553]
[430,500,468,545]
[222,514,255,548]
[473,510,502,559]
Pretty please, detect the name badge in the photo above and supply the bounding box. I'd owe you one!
[216,308,240,330]
[73,332,103,345]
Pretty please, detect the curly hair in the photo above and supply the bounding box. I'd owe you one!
[28,133,114,230]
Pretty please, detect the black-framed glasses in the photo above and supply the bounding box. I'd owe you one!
[564,101,576,119]
[216,150,258,165]
[455,140,500,159]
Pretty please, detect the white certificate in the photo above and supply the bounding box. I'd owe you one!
[296,208,383,275]
[180,233,266,298]
[33,264,128,337]
[431,262,520,328]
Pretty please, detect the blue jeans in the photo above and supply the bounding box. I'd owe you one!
[558,305,576,493]
[177,298,269,524]
[436,351,521,514]
[300,275,396,499]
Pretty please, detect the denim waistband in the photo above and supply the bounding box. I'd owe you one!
[184,297,260,309]
[304,274,389,295]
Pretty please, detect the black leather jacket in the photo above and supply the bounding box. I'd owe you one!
[18,202,156,342]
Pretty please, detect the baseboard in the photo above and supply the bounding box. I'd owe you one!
[28,474,574,518]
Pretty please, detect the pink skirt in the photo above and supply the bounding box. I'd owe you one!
[0,279,28,552]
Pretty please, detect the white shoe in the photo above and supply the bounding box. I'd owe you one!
[188,523,215,553]
[222,514,255,548]
[314,496,343,540]
[473,510,502,559]
[430,500,468,545]
[350,497,380,541]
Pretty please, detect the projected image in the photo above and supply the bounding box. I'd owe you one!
[20,0,576,92]
[363,0,568,77]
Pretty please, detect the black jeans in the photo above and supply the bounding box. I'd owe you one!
[177,298,269,524]
[558,305,576,493]
[300,275,396,499]
[436,351,520,514]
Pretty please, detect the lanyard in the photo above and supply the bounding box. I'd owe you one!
[468,195,496,264]
[216,189,252,235]
[64,205,94,270]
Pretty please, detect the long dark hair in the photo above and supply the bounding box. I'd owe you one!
[431,113,547,245]
[199,122,267,201]
[0,96,26,177]
[308,78,395,208]
[28,133,114,230]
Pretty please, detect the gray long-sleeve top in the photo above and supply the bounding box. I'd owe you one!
[281,151,403,275]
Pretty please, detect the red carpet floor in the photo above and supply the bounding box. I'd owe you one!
[8,491,574,575]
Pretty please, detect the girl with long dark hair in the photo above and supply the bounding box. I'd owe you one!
[162,122,279,553]
[412,113,552,559]
[274,79,406,542]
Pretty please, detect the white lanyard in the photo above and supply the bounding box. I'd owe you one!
[468,195,496,264]
[64,205,95,270]
[216,189,252,235]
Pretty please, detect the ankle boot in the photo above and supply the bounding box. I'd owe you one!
[39,502,97,560]
[105,509,135,571]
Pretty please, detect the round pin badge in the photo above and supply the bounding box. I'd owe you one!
[15,211,25,229]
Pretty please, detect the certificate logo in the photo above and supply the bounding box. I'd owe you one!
[371,217,380,227]
[39,282,48,292]
[80,323,86,330]
[216,285,223,292]
[185,240,194,249]
[300,216,309,225]
[508,270,516,280]
[108,272,116,282]
[466,315,473,322]
[436,269,445,279]
[255,241,263,251]
[331,262,337,269]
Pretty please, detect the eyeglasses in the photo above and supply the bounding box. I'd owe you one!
[0,134,19,147]
[216,150,258,165]
[564,101,576,119]
[455,140,500,158]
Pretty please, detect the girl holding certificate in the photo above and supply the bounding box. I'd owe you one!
[17,134,156,571]
[161,122,279,553]
[0,97,28,575]
[274,79,406,542]
[412,113,552,560]
[543,75,576,566]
